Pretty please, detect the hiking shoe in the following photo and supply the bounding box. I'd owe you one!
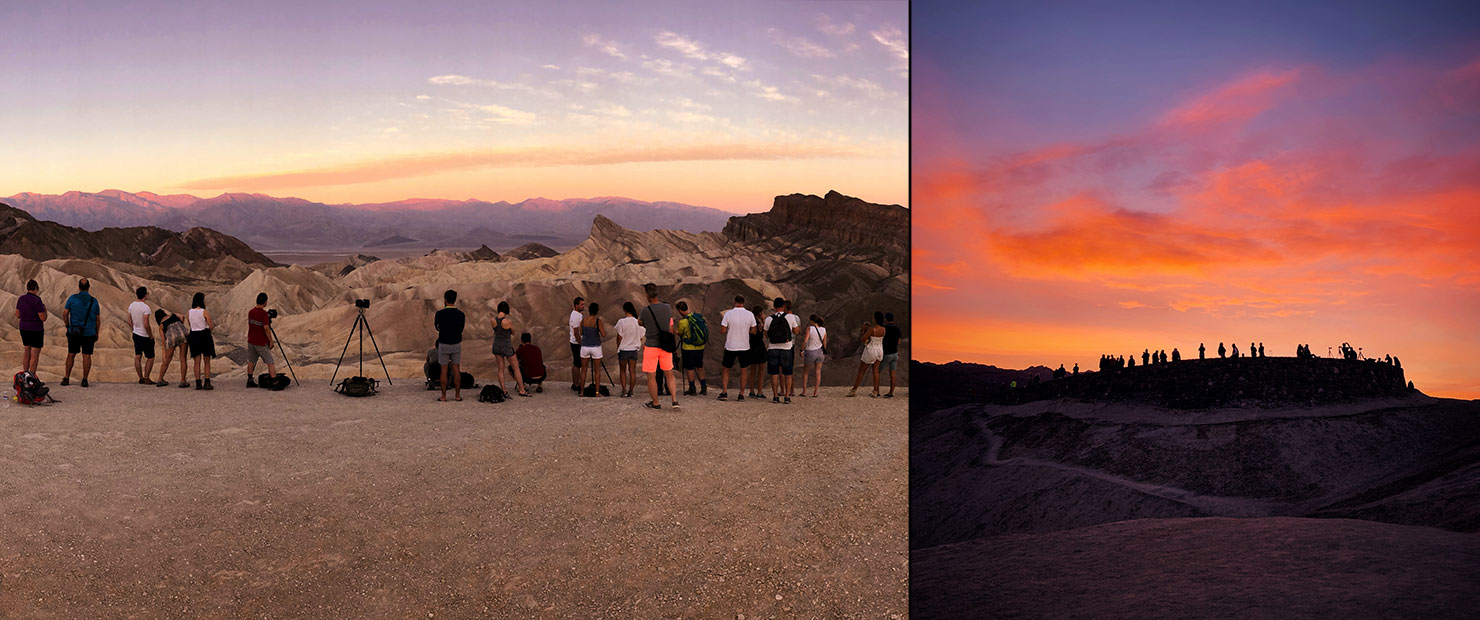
[684,387,696,396]
[700,385,708,396]
[60,377,69,386]
[246,380,258,389]
[717,392,728,401]
[195,381,204,390]
[204,380,214,391]
[81,379,89,388]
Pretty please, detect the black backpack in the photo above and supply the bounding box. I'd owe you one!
[257,373,290,391]
[461,372,476,389]
[336,376,377,397]
[767,312,792,344]
[478,384,507,403]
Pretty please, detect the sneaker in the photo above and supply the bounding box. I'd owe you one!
[784,397,791,404]
[81,379,89,388]
[246,380,258,389]
[700,385,708,396]
[156,379,169,387]
[204,380,214,391]
[717,392,728,400]
[535,385,543,393]
[773,396,781,404]
[195,380,204,390]
[179,381,189,388]
[685,387,696,396]
[60,377,69,386]
[670,401,680,408]
[736,394,745,401]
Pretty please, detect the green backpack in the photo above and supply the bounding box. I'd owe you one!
[682,313,708,348]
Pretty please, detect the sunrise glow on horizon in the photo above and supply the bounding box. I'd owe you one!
[0,1,907,212]
[914,2,1480,398]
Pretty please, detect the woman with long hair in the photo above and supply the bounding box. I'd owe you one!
[848,311,886,398]
[186,292,215,390]
[578,302,609,395]
[490,301,531,397]
[615,301,643,398]
[799,314,828,398]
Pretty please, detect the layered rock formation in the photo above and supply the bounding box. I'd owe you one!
[723,190,909,272]
[1,191,907,387]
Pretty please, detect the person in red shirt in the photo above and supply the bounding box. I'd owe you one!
[245,293,278,388]
[516,332,546,394]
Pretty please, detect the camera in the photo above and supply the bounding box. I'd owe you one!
[268,309,279,319]
[355,299,370,309]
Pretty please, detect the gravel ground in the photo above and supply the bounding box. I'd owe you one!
[0,380,906,618]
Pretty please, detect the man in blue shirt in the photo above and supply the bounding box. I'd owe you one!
[61,278,101,387]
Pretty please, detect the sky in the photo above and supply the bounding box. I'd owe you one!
[0,0,907,212]
[914,0,1480,398]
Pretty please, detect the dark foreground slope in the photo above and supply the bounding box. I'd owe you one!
[914,517,1480,620]
[911,359,1480,618]
[0,203,275,274]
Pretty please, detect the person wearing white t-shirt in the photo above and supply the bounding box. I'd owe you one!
[614,302,645,398]
[798,314,828,398]
[567,296,586,393]
[717,295,757,401]
[127,286,156,385]
[762,297,801,404]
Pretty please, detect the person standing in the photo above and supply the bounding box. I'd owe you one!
[434,290,465,402]
[799,314,827,398]
[568,296,586,393]
[516,333,546,393]
[763,297,800,404]
[639,283,679,409]
[1199,343,1206,360]
[490,301,530,397]
[154,309,190,388]
[717,295,756,401]
[61,278,100,387]
[675,300,707,396]
[849,312,887,397]
[615,302,643,398]
[15,279,47,374]
[244,293,278,388]
[186,292,215,390]
[128,287,156,385]
[882,312,902,398]
[1218,342,1226,358]
[746,305,768,399]
[579,302,609,395]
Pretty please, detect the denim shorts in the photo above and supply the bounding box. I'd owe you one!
[766,348,795,376]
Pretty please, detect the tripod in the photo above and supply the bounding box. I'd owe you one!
[266,324,300,386]
[330,307,392,387]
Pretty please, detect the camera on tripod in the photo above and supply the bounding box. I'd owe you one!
[355,299,370,309]
[267,308,279,320]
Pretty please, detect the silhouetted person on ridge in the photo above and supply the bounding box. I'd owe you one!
[1172,348,1181,362]
[1142,349,1150,365]
[1250,342,1256,359]
[1258,342,1265,357]
[1232,343,1240,358]
[1394,356,1401,369]
[1218,342,1226,358]
[1128,356,1135,368]
[1385,354,1392,364]
[1073,363,1079,376]
[1054,364,1066,379]
[1199,343,1205,360]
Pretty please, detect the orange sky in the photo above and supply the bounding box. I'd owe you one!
[914,54,1480,399]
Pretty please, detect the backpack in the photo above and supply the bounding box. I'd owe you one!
[478,384,507,403]
[257,373,290,391]
[767,312,793,345]
[13,371,52,405]
[682,312,708,348]
[336,376,378,397]
[461,372,476,389]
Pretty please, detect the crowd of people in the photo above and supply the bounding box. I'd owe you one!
[1049,340,1401,380]
[14,278,907,406]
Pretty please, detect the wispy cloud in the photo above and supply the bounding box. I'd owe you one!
[655,31,751,71]
[643,58,694,79]
[817,14,855,37]
[181,143,869,190]
[812,73,889,98]
[746,80,798,103]
[582,33,627,60]
[767,27,835,59]
[870,25,909,77]
[428,74,560,98]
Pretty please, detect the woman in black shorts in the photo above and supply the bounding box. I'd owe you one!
[746,305,767,399]
[186,292,216,390]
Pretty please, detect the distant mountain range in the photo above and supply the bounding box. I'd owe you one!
[2,190,736,251]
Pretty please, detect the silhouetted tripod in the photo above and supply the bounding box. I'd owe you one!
[330,301,392,387]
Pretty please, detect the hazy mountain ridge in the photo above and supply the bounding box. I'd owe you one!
[4,190,737,251]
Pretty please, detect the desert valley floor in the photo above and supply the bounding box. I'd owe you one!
[0,383,906,618]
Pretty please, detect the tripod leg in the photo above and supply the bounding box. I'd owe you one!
[269,326,300,386]
[360,314,394,385]
[330,312,359,386]
[601,357,616,386]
